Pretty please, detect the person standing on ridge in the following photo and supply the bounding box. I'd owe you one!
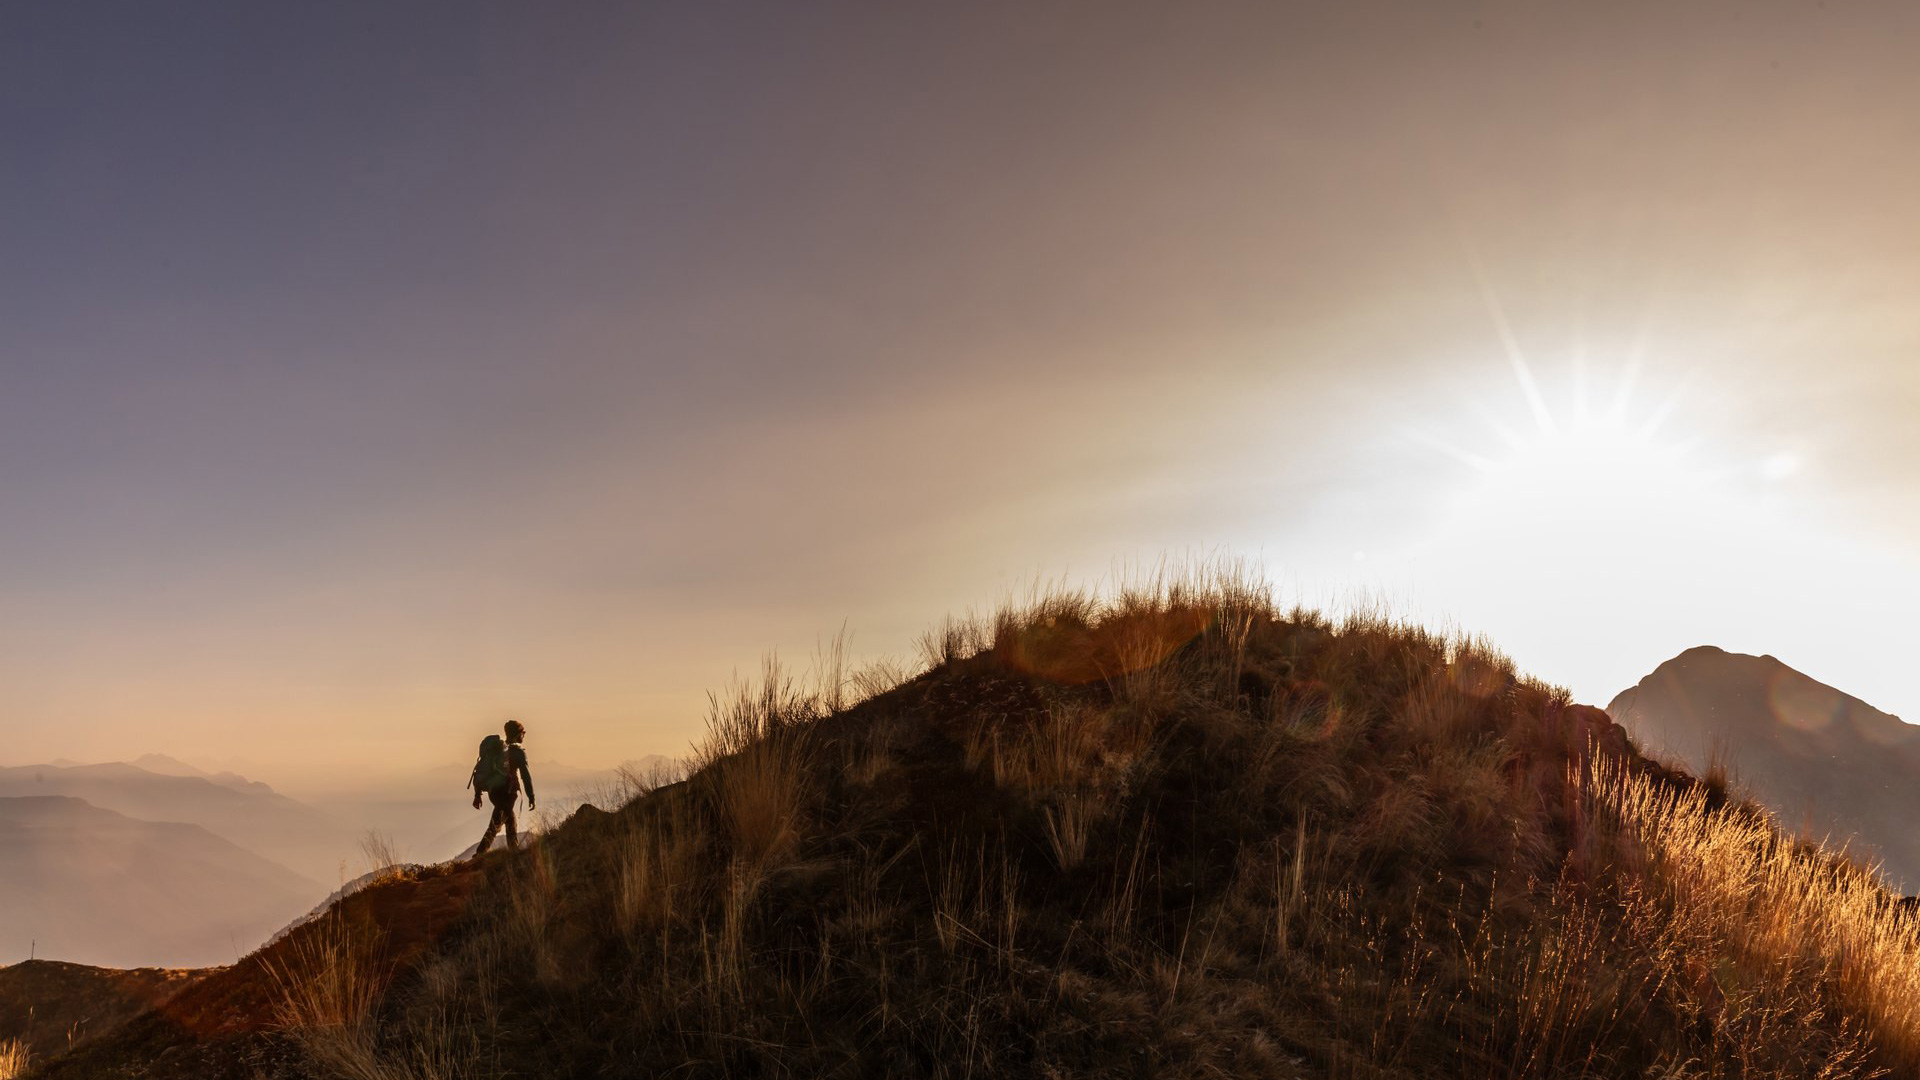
[470,719,535,856]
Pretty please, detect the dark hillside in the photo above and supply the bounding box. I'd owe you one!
[27,861,485,1080]
[26,581,1920,1079]
[0,961,203,1065]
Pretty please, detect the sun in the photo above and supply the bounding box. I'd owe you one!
[1416,357,1718,532]
[1460,395,1707,519]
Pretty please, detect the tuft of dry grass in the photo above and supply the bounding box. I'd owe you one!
[266,913,398,1080]
[584,757,687,812]
[848,655,914,702]
[358,829,404,876]
[694,659,817,869]
[0,1040,29,1080]
[919,614,991,669]
[615,800,700,941]
[506,841,561,986]
[1040,794,1093,871]
[1583,756,1920,1074]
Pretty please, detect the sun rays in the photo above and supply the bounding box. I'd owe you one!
[1410,350,1716,529]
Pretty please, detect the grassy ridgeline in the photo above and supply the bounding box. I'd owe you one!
[80,569,1920,1079]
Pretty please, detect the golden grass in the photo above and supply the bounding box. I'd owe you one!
[614,800,698,941]
[1583,756,1920,1075]
[268,915,383,1035]
[266,913,398,1080]
[0,1040,28,1080]
[358,829,404,876]
[695,659,816,869]
[506,840,561,986]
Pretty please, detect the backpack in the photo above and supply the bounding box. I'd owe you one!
[472,734,514,793]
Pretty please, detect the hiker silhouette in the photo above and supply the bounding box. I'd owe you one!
[469,719,535,856]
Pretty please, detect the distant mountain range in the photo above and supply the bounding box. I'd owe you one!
[0,796,321,968]
[128,753,282,797]
[1609,646,1920,889]
[0,761,345,882]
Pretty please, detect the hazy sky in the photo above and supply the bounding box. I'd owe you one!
[4,2,1918,777]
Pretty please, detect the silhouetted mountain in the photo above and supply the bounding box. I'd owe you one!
[0,796,322,967]
[1608,646,1920,888]
[128,753,213,778]
[0,761,345,881]
[128,754,278,797]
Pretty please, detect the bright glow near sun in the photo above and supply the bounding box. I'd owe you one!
[1417,357,1722,535]
[1359,348,1918,735]
[1385,346,1827,629]
[1459,403,1706,520]
[1287,255,1914,732]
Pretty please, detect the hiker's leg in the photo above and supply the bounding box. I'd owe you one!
[485,787,519,852]
[476,802,505,854]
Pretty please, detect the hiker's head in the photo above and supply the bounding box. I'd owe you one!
[504,719,526,744]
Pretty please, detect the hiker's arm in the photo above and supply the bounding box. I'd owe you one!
[520,763,535,807]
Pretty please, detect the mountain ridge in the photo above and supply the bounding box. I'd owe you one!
[0,761,345,883]
[1607,645,1920,888]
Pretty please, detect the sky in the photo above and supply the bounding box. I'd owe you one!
[3,1,1918,779]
